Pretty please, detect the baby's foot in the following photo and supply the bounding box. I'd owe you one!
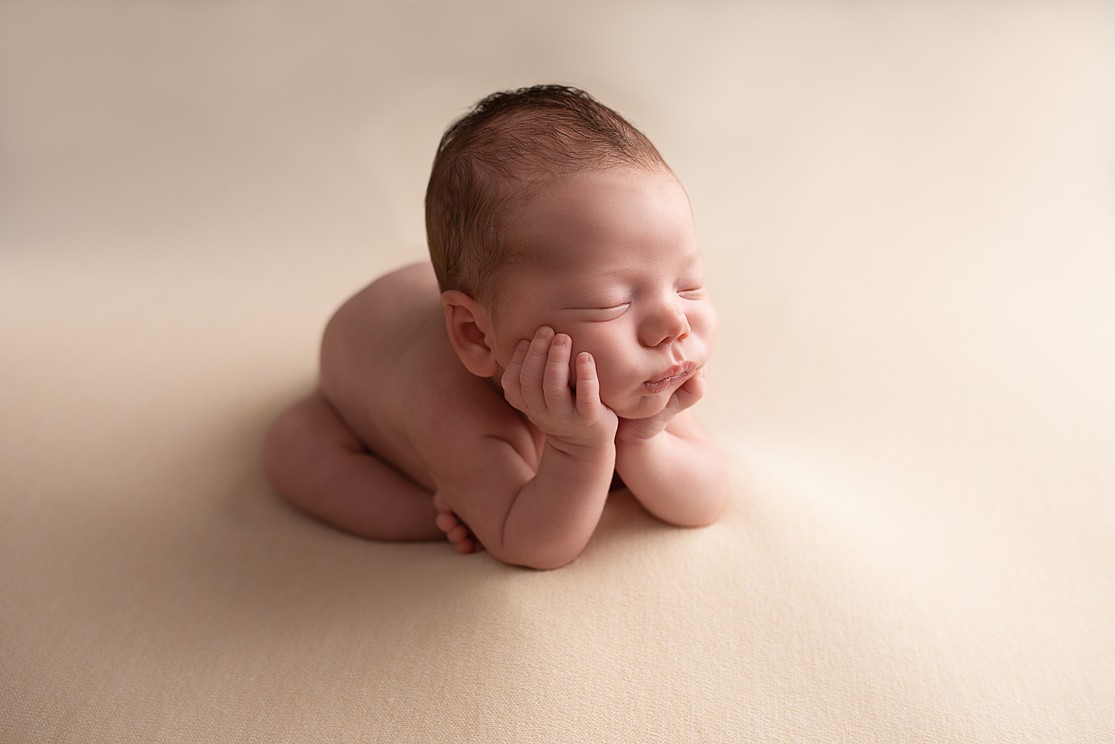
[433,493,484,554]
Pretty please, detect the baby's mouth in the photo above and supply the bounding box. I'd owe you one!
[643,361,697,393]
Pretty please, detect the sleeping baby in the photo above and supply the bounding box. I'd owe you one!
[263,85,728,569]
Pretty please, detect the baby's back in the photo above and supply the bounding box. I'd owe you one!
[318,261,456,491]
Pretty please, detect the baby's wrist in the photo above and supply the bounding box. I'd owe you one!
[615,418,670,447]
[546,435,616,464]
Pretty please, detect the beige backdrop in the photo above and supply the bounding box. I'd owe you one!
[2,1,1113,742]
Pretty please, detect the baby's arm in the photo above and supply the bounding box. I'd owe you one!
[437,327,618,569]
[614,371,728,527]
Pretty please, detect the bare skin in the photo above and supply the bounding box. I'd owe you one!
[263,166,729,569]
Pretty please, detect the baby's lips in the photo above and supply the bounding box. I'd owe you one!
[642,361,698,394]
[646,360,697,384]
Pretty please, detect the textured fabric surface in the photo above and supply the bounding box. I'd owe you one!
[2,2,1113,742]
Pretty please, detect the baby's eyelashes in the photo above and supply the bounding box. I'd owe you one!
[564,303,630,322]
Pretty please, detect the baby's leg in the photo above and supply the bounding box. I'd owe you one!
[262,392,440,541]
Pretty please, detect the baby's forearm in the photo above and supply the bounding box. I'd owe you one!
[615,424,728,527]
[493,441,616,570]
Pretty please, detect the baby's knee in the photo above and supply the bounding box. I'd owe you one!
[262,407,303,483]
[261,400,327,489]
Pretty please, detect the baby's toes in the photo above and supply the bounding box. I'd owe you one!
[449,526,480,554]
[436,510,459,534]
[435,506,483,554]
[433,492,449,512]
[454,534,485,555]
[442,516,475,552]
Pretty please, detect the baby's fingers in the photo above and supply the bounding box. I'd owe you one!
[543,334,573,411]
[574,351,604,415]
[500,339,530,407]
[671,367,707,413]
[519,326,555,411]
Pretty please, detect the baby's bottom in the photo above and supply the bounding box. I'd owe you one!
[262,391,442,542]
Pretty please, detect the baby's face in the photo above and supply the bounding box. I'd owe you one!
[490,166,718,420]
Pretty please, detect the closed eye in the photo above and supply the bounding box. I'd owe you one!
[565,303,631,321]
[678,287,705,299]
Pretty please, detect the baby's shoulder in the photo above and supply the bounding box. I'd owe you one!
[319,261,446,435]
[321,262,445,383]
[322,261,540,480]
[328,262,438,336]
[405,349,541,479]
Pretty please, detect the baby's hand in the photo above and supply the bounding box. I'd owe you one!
[616,367,707,444]
[501,326,619,457]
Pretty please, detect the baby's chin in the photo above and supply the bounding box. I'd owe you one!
[604,392,672,421]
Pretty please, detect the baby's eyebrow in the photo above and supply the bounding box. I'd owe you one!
[570,252,701,286]
[596,250,702,278]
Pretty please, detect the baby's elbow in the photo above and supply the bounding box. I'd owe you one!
[679,508,723,529]
[661,487,728,529]
[490,539,585,571]
[523,550,582,571]
[696,491,730,528]
[693,491,730,527]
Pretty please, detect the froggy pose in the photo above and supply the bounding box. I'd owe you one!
[263,85,728,569]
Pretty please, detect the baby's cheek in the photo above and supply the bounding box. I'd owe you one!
[697,304,720,350]
[567,330,634,395]
[591,355,640,401]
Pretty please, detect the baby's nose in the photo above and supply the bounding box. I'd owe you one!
[640,301,690,347]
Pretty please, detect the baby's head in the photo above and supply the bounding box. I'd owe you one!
[427,85,717,419]
[425,85,668,310]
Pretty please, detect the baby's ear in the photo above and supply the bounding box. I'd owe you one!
[441,290,499,378]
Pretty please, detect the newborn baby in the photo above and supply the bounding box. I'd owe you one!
[263,85,728,569]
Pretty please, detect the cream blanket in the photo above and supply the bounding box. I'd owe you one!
[2,2,1112,741]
